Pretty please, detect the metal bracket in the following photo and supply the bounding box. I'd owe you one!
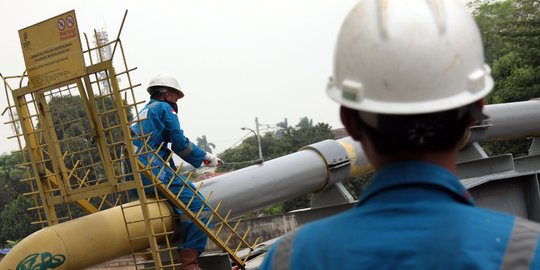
[310,182,355,209]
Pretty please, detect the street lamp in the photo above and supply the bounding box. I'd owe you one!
[241,118,264,162]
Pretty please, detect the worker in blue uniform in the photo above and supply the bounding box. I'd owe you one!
[260,0,540,269]
[131,72,222,270]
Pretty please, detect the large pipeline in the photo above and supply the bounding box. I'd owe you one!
[199,136,370,217]
[1,99,539,269]
[0,200,174,270]
[472,99,540,142]
[199,99,540,217]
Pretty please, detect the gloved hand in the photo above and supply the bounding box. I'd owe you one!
[203,152,223,167]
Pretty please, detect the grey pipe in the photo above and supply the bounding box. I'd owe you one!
[200,138,370,218]
[479,99,540,141]
[201,100,540,218]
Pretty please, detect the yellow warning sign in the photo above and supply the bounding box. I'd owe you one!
[19,10,86,90]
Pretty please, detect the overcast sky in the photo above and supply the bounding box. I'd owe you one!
[0,0,364,155]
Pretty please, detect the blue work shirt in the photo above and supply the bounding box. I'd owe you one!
[131,99,206,169]
[130,99,210,253]
[260,161,540,269]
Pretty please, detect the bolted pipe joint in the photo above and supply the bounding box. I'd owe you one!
[301,139,351,192]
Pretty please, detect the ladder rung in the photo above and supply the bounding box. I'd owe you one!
[129,235,150,241]
[134,151,259,269]
[151,231,174,237]
[27,205,44,211]
[31,220,47,225]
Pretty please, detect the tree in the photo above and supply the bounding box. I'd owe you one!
[276,118,288,129]
[0,149,35,246]
[0,153,25,209]
[196,135,216,153]
[45,95,134,180]
[295,117,314,129]
[0,94,135,245]
[472,0,540,103]
[220,120,335,171]
[0,194,36,245]
[343,173,375,200]
[218,118,336,216]
[471,0,540,157]
[274,118,289,139]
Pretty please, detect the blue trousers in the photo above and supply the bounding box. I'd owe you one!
[139,158,210,254]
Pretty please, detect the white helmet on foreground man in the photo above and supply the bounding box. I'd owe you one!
[326,0,494,115]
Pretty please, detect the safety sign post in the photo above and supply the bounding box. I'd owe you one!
[18,10,86,90]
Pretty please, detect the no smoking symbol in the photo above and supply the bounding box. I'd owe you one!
[57,18,65,30]
[66,16,74,28]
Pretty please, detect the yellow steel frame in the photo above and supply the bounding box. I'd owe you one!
[1,11,259,270]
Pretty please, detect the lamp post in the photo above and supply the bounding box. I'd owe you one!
[241,117,264,162]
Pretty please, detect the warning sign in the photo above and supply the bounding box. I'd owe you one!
[19,10,86,90]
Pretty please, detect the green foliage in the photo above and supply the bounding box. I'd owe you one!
[276,118,288,129]
[5,239,20,248]
[196,135,216,154]
[220,120,334,171]
[49,94,135,205]
[343,173,375,199]
[0,153,25,209]
[46,95,134,182]
[0,194,36,245]
[275,118,289,139]
[295,116,314,129]
[283,194,311,213]
[472,0,540,156]
[0,94,135,244]
[242,204,283,219]
[481,138,533,158]
[0,145,35,246]
[219,118,337,217]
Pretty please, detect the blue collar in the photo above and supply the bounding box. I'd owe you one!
[357,161,475,207]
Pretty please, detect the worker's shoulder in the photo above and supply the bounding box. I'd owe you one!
[292,208,361,241]
[146,100,174,115]
[471,205,538,226]
[516,214,540,224]
[512,216,540,233]
[148,100,167,110]
[468,206,540,242]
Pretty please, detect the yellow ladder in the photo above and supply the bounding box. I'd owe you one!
[131,140,260,269]
[120,197,181,270]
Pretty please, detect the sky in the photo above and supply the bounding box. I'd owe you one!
[0,0,363,156]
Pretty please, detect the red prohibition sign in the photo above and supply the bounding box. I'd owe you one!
[58,18,65,30]
[66,16,74,28]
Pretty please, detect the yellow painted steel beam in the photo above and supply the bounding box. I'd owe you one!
[13,94,59,225]
[47,181,137,206]
[76,77,118,190]
[11,84,104,219]
[106,58,169,266]
[42,168,98,214]
[34,92,71,197]
[0,199,174,270]
[80,69,120,189]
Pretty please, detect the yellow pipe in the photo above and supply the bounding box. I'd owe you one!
[337,137,374,178]
[0,199,174,270]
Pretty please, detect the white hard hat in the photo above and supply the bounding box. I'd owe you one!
[327,0,494,115]
[147,72,185,98]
